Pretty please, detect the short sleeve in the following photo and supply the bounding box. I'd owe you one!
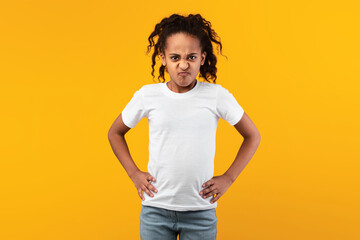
[121,87,147,128]
[216,85,245,126]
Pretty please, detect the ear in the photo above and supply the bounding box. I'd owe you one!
[160,53,166,66]
[201,51,207,65]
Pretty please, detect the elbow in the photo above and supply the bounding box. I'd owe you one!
[108,130,114,141]
[254,131,261,143]
[252,128,261,142]
[244,132,261,144]
[255,130,261,141]
[108,128,126,139]
[108,127,114,137]
[108,128,118,139]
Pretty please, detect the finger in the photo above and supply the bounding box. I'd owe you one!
[203,192,214,199]
[146,181,158,193]
[202,181,209,188]
[147,175,156,182]
[203,186,215,198]
[202,179,214,188]
[138,188,145,201]
[150,183,158,193]
[200,185,211,196]
[142,184,154,198]
[210,193,221,204]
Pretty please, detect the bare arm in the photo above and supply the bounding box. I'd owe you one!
[224,112,261,183]
[108,113,139,178]
[108,113,158,200]
[199,112,261,203]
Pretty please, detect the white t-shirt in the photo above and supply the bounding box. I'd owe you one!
[121,79,244,211]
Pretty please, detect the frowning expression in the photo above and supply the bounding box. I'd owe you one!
[160,32,207,86]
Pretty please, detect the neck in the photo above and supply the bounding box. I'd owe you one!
[167,80,197,93]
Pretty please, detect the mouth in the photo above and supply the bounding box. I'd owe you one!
[179,72,189,76]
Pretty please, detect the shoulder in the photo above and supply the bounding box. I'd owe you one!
[199,81,222,94]
[138,82,159,91]
[214,83,235,97]
[201,81,228,91]
[202,82,232,99]
[138,82,163,98]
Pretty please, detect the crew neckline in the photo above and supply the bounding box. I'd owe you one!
[160,79,201,99]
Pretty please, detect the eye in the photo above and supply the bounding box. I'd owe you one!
[170,56,196,60]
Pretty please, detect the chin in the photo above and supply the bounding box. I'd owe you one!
[177,77,193,84]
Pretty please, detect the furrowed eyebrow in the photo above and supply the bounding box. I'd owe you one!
[169,53,198,56]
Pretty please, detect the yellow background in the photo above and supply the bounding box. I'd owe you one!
[1,0,359,239]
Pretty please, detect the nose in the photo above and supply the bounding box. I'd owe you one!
[179,59,189,70]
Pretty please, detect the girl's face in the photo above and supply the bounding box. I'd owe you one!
[160,32,206,88]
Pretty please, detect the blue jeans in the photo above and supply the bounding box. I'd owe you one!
[140,205,217,240]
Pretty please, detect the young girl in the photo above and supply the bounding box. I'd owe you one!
[108,13,261,240]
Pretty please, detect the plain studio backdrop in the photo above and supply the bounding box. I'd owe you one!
[0,0,359,239]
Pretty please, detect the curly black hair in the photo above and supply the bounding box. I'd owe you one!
[146,13,227,84]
